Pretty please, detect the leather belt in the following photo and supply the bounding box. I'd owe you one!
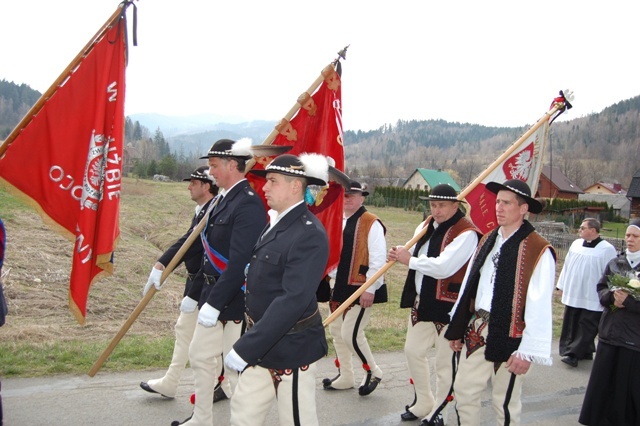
[476,309,490,323]
[245,309,321,335]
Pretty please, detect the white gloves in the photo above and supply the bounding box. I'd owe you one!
[143,267,164,296]
[180,296,198,313]
[224,348,248,372]
[197,303,220,327]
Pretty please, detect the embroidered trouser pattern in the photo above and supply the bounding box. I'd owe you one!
[454,314,530,426]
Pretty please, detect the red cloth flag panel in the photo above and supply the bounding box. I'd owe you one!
[0,22,127,324]
[249,65,345,274]
[462,122,548,234]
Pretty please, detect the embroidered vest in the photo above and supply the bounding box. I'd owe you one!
[400,210,480,323]
[332,207,387,304]
[445,221,556,362]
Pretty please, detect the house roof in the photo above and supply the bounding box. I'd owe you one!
[583,181,626,195]
[408,168,461,192]
[628,169,640,198]
[541,165,583,194]
[579,193,631,210]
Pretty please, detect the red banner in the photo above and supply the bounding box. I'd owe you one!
[462,123,548,234]
[0,20,127,324]
[248,65,345,274]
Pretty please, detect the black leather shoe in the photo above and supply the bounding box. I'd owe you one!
[358,377,382,396]
[140,381,159,394]
[583,353,593,360]
[421,413,444,426]
[561,355,578,367]
[401,410,419,421]
[171,413,192,426]
[213,385,228,403]
[139,381,173,398]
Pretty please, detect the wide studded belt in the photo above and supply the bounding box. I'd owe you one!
[475,309,490,323]
[245,309,321,335]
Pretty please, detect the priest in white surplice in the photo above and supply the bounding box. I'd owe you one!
[556,218,617,367]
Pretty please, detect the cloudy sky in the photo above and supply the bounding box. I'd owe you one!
[2,0,639,131]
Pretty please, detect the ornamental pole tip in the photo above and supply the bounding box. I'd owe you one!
[337,45,349,61]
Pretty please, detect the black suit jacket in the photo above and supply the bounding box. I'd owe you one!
[233,202,329,370]
[158,198,213,297]
[188,180,266,321]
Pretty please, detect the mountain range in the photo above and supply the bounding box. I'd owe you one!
[2,79,639,189]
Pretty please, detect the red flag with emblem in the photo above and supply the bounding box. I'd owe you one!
[462,123,548,234]
[460,90,574,234]
[248,65,345,274]
[0,7,130,324]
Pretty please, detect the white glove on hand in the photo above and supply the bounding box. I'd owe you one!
[197,303,220,327]
[180,296,198,313]
[143,267,164,296]
[224,349,248,372]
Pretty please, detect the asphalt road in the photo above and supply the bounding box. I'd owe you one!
[2,341,590,425]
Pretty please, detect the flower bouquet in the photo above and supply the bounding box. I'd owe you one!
[607,271,640,311]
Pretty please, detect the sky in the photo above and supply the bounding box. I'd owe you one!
[2,1,640,132]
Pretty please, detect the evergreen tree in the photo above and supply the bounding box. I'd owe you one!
[147,160,158,177]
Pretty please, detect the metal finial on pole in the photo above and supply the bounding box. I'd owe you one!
[336,45,349,61]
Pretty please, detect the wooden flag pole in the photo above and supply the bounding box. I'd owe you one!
[88,212,208,377]
[90,52,344,376]
[0,3,129,158]
[324,97,569,327]
[244,63,335,172]
[458,101,565,200]
[323,226,428,327]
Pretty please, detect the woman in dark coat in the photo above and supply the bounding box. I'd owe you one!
[579,219,640,425]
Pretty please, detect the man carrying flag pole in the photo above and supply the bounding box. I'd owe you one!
[460,90,574,233]
[324,90,574,322]
[0,1,135,324]
[88,48,350,377]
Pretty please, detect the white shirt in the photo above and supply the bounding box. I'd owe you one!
[451,226,556,365]
[408,219,479,294]
[556,238,617,311]
[219,178,246,198]
[262,200,305,237]
[329,212,387,294]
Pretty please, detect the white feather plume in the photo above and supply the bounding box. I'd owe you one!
[299,152,329,184]
[232,138,253,156]
[203,168,216,185]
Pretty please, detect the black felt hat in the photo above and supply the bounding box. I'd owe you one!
[345,181,369,196]
[182,166,215,184]
[248,153,328,186]
[199,138,253,160]
[486,179,543,214]
[420,184,464,203]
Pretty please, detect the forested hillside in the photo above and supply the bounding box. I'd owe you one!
[343,96,640,189]
[1,79,639,189]
[0,79,41,139]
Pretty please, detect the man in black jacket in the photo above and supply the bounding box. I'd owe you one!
[175,140,266,426]
[225,153,330,426]
[139,166,217,399]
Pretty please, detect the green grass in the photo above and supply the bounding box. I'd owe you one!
[600,221,629,239]
[0,336,176,377]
